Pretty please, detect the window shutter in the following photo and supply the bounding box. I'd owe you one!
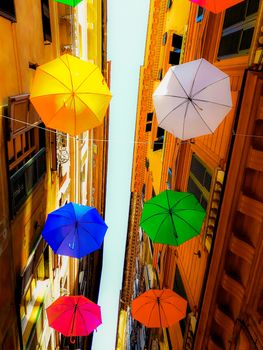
[7,94,41,139]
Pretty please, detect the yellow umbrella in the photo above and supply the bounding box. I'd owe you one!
[30,54,112,135]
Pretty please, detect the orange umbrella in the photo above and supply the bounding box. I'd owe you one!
[131,289,187,328]
[30,54,112,135]
[190,0,244,13]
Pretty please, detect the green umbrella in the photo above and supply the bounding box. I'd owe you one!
[140,190,206,246]
[54,0,83,6]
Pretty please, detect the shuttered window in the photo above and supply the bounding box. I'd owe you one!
[6,95,46,216]
[218,0,259,58]
[153,127,165,151]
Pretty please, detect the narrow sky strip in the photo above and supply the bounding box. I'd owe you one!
[92,1,150,348]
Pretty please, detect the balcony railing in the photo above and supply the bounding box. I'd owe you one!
[10,147,46,216]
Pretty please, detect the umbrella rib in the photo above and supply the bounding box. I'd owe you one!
[171,70,189,98]
[165,191,179,242]
[80,225,101,246]
[155,94,188,100]
[170,193,194,211]
[147,301,158,327]
[44,95,73,125]
[75,66,100,92]
[36,68,72,93]
[64,55,77,135]
[133,299,155,317]
[74,91,111,97]
[193,98,232,108]
[189,58,203,97]
[153,215,175,242]
[30,92,72,99]
[191,76,229,98]
[191,101,214,134]
[159,302,170,327]
[162,299,186,315]
[159,100,188,127]
[182,101,191,142]
[78,220,105,226]
[78,308,91,333]
[172,212,202,234]
[145,202,169,210]
[140,212,167,225]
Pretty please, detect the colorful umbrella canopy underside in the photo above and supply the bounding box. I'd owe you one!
[30,54,112,135]
[46,295,102,336]
[132,289,187,328]
[140,190,206,246]
[42,202,108,258]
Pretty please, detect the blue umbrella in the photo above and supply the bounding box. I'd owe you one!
[42,202,108,258]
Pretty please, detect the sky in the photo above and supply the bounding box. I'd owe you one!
[92,1,150,349]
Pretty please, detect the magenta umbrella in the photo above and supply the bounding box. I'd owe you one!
[46,295,102,337]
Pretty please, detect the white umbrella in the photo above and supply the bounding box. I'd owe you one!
[152,58,232,140]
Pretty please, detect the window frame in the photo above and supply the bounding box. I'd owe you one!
[218,0,259,59]
[0,1,16,22]
[187,153,212,211]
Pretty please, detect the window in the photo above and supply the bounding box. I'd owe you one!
[41,0,52,43]
[6,95,46,216]
[0,0,16,22]
[157,69,163,81]
[172,34,183,49]
[166,167,172,189]
[153,127,165,151]
[173,267,191,335]
[157,251,161,272]
[218,0,259,58]
[167,0,173,10]
[196,6,204,23]
[162,32,167,45]
[145,112,153,132]
[187,154,212,210]
[169,34,182,66]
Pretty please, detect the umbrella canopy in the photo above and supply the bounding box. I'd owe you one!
[153,58,232,140]
[132,289,187,328]
[42,202,108,258]
[190,0,244,13]
[46,295,102,336]
[140,190,206,246]
[30,54,112,135]
[55,0,83,6]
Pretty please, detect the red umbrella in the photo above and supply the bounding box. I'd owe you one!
[131,289,187,328]
[46,295,102,337]
[190,0,244,13]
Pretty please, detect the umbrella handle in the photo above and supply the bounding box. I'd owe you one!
[70,336,76,344]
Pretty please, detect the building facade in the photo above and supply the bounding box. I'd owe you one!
[117,0,263,349]
[0,1,108,349]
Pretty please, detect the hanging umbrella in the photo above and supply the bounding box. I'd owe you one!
[30,54,112,135]
[132,289,187,328]
[42,202,108,258]
[140,190,206,246]
[152,58,232,140]
[54,0,83,6]
[46,295,102,336]
[190,0,244,14]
